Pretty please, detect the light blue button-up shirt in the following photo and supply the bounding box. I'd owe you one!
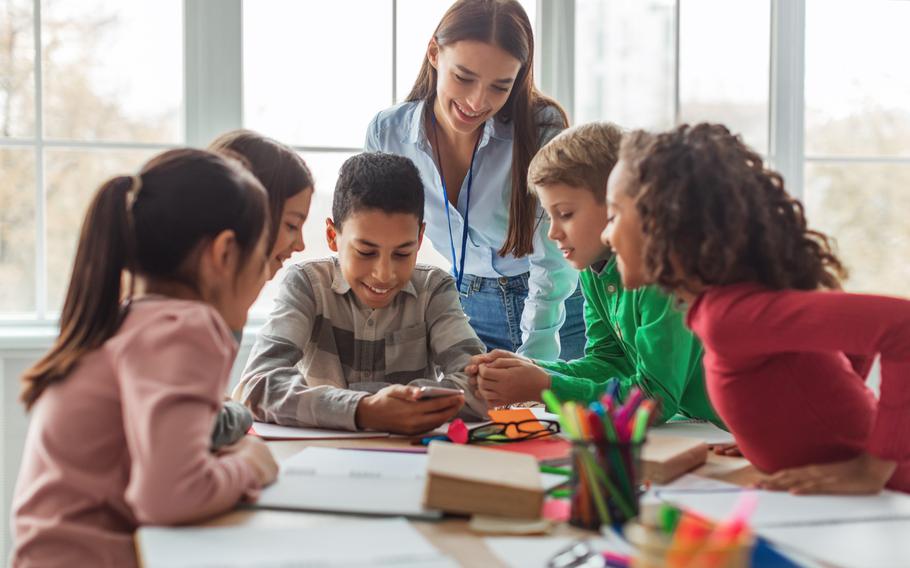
[364,100,579,360]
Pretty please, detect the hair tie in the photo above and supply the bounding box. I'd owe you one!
[125,175,142,210]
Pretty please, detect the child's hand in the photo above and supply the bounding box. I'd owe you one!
[221,436,279,487]
[355,385,464,435]
[476,358,551,407]
[757,453,896,495]
[465,349,529,376]
[710,443,743,457]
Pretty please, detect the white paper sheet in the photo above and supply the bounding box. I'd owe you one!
[255,447,441,519]
[485,537,576,568]
[760,518,910,568]
[137,517,456,568]
[252,421,391,440]
[650,420,735,445]
[655,485,910,528]
[540,472,568,492]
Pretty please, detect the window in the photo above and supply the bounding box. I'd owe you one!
[804,0,910,296]
[574,0,908,299]
[678,0,770,153]
[575,0,771,151]
[4,0,907,323]
[575,0,676,130]
[242,0,535,316]
[0,0,183,318]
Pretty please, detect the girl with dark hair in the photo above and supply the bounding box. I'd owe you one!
[12,149,279,567]
[209,129,314,279]
[365,0,585,362]
[206,129,315,448]
[604,122,910,494]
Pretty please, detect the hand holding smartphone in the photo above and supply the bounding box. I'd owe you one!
[416,386,464,399]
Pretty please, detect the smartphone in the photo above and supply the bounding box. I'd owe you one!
[416,386,464,399]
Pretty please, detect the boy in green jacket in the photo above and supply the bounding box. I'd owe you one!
[466,122,722,426]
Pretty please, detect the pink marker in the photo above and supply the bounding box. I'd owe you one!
[613,388,644,429]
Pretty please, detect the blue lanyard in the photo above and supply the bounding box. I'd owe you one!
[431,112,481,291]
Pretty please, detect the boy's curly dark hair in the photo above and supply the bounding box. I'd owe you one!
[619,123,846,292]
[332,152,424,230]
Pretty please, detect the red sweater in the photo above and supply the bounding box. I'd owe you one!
[687,283,910,492]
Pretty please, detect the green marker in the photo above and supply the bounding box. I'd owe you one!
[658,503,682,534]
[632,406,651,443]
[540,465,572,476]
[541,389,567,436]
[541,389,562,415]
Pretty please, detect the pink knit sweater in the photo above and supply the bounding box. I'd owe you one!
[12,298,259,567]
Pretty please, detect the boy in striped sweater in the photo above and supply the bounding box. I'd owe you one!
[235,152,488,434]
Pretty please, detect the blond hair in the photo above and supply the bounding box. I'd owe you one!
[528,122,624,199]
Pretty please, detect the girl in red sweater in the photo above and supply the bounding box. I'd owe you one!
[602,122,910,495]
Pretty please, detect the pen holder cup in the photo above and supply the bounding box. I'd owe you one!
[625,520,755,568]
[569,439,644,531]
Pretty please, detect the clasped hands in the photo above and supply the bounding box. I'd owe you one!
[465,349,551,408]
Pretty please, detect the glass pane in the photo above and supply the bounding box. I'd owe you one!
[0,148,36,313]
[805,0,910,157]
[42,0,183,143]
[575,0,676,129]
[678,0,770,153]
[243,0,393,148]
[805,162,910,297]
[45,148,157,313]
[395,0,537,104]
[0,0,35,138]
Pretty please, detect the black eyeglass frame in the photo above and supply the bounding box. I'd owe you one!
[468,419,561,444]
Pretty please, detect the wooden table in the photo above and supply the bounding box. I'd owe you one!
[200,437,759,567]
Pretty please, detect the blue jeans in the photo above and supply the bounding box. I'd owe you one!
[458,272,586,361]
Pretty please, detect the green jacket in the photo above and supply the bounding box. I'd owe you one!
[538,256,722,426]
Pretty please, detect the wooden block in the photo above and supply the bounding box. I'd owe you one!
[424,441,544,519]
[642,435,708,484]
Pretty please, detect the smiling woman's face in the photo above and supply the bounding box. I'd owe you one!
[428,39,522,135]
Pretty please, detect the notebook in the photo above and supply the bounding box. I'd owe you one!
[251,421,391,441]
[254,447,442,519]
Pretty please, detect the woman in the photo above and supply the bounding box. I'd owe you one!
[365,0,584,361]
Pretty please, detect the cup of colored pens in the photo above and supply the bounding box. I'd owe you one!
[626,499,757,568]
[542,384,656,531]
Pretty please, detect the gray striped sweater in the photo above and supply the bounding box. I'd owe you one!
[233,257,488,430]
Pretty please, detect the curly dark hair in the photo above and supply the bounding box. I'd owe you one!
[619,123,846,292]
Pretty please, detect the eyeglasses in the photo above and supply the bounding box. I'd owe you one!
[468,419,561,443]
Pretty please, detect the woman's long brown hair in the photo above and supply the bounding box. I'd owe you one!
[20,149,268,410]
[406,0,568,257]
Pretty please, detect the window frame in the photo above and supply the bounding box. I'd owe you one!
[3,0,909,329]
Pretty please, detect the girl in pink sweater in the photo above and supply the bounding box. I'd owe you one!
[12,149,279,567]
[602,122,910,495]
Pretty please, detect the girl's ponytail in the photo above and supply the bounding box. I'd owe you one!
[21,176,136,409]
